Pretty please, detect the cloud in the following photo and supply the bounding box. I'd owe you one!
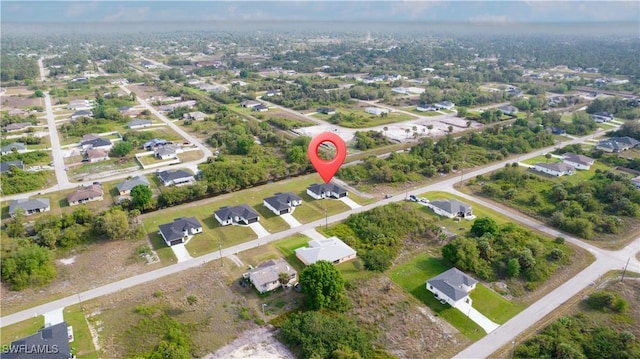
[468,14,511,24]
[65,2,98,19]
[102,6,151,22]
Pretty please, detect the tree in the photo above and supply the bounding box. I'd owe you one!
[278,272,291,288]
[131,185,154,211]
[186,295,198,306]
[448,125,454,133]
[361,249,392,272]
[110,141,133,157]
[97,208,130,240]
[545,153,552,162]
[1,243,57,290]
[6,209,26,237]
[299,260,350,311]
[470,217,498,237]
[507,258,521,277]
[33,90,44,98]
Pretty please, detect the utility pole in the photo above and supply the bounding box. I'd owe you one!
[620,257,630,281]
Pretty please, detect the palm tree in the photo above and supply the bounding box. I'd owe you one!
[278,272,291,288]
[383,126,388,136]
[405,128,411,138]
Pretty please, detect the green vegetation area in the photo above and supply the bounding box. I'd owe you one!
[0,150,50,165]
[1,54,39,82]
[468,164,640,242]
[515,281,640,358]
[339,120,556,186]
[326,111,416,128]
[469,284,524,324]
[353,130,393,150]
[64,305,99,359]
[266,116,315,130]
[0,316,44,347]
[0,168,53,195]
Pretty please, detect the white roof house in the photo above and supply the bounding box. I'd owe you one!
[295,237,357,266]
[365,107,391,116]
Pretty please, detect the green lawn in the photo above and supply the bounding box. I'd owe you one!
[0,316,44,347]
[389,253,486,340]
[274,234,311,272]
[64,305,99,359]
[522,155,561,165]
[147,232,178,263]
[292,194,351,224]
[416,191,513,233]
[469,284,524,324]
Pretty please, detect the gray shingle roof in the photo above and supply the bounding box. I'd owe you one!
[248,258,297,290]
[157,170,193,183]
[535,162,575,173]
[214,204,259,222]
[0,160,24,173]
[426,268,477,301]
[264,192,302,211]
[429,199,471,216]
[158,217,202,242]
[116,175,150,193]
[307,183,347,196]
[3,321,71,359]
[1,142,26,153]
[9,198,50,216]
[80,137,111,148]
[562,153,594,166]
[128,119,152,127]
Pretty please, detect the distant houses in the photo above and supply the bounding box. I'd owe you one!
[80,135,112,150]
[434,101,455,110]
[426,199,474,219]
[158,217,202,246]
[295,237,357,266]
[263,192,302,215]
[253,104,269,112]
[240,100,261,109]
[214,204,260,226]
[498,105,519,116]
[244,258,297,293]
[532,162,576,177]
[71,110,93,121]
[306,183,348,200]
[416,104,438,112]
[590,112,614,123]
[67,99,92,111]
[9,198,50,217]
[365,107,390,116]
[2,122,32,132]
[67,184,104,206]
[86,148,110,162]
[1,142,27,155]
[157,169,195,187]
[144,138,169,150]
[596,137,639,153]
[127,119,152,129]
[317,107,336,115]
[116,175,150,195]
[426,267,477,307]
[154,144,180,160]
[183,111,207,121]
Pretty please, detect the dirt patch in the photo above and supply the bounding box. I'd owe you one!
[128,84,165,101]
[1,95,44,109]
[204,326,295,359]
[0,238,160,315]
[348,275,468,359]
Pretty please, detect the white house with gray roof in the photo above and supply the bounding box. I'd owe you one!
[426,267,477,307]
[127,119,152,129]
[532,162,575,177]
[263,192,302,215]
[1,142,27,155]
[244,258,297,293]
[158,217,202,246]
[116,175,150,195]
[9,198,50,217]
[562,153,594,170]
[214,205,260,226]
[157,169,194,186]
[306,183,348,200]
[426,199,473,219]
[295,237,357,266]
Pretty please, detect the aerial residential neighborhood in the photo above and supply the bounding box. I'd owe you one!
[1,2,639,359]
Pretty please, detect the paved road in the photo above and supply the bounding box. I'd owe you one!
[3,131,637,329]
[43,92,70,189]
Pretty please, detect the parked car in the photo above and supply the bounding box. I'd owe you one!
[408,194,418,202]
[419,198,428,203]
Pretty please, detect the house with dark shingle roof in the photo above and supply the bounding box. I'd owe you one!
[596,137,640,153]
[9,198,50,217]
[426,199,473,219]
[244,258,297,293]
[306,183,348,200]
[2,321,72,359]
[532,162,576,177]
[71,110,93,120]
[0,160,24,173]
[562,153,594,170]
[214,205,260,226]
[127,119,152,129]
[116,175,150,195]
[154,144,180,160]
[158,217,202,246]
[1,142,26,155]
[157,169,194,186]
[295,237,357,266]
[263,192,302,215]
[3,122,32,132]
[426,267,477,307]
[80,137,112,150]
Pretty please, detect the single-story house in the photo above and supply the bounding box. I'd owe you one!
[118,106,140,117]
[80,136,112,150]
[240,100,261,109]
[263,192,303,215]
[3,122,32,132]
[266,89,281,97]
[435,101,455,110]
[532,162,576,177]
[562,153,594,170]
[245,258,297,293]
[154,144,180,160]
[596,137,639,153]
[426,267,477,307]
[157,169,195,186]
[0,160,24,173]
[306,183,348,200]
[631,176,640,189]
[365,107,390,116]
[116,175,150,195]
[7,108,26,116]
[158,100,197,112]
[158,217,203,246]
[67,99,92,111]
[1,142,27,155]
[590,112,614,123]
[71,110,93,120]
[86,148,110,162]
[295,237,357,266]
[144,138,168,150]
[127,119,152,129]
[498,105,519,116]
[214,204,260,226]
[67,184,104,206]
[317,107,336,115]
[253,104,269,112]
[548,126,566,135]
[3,321,72,359]
[183,111,207,121]
[426,199,474,219]
[392,87,410,95]
[9,198,50,217]
[416,104,438,112]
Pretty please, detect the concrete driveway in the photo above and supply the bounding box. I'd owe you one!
[44,308,64,327]
[171,244,192,263]
[454,301,500,334]
[340,197,361,209]
[248,222,270,238]
[301,229,327,242]
[280,213,302,228]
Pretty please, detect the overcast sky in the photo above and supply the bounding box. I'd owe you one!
[2,1,639,24]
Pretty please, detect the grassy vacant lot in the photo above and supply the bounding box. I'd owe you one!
[176,149,203,162]
[389,253,486,340]
[0,316,44,347]
[64,305,98,359]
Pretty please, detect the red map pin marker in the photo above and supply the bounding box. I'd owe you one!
[308,132,347,183]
